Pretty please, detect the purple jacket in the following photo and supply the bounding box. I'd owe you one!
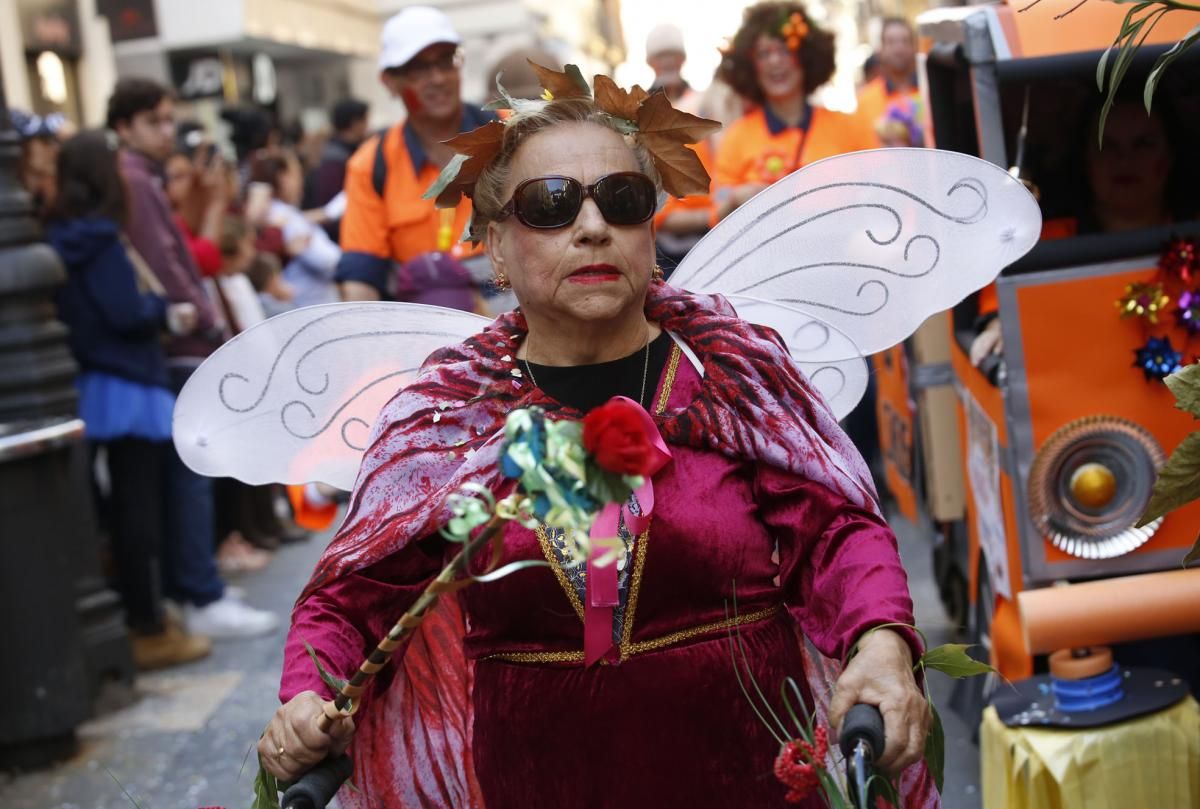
[120,149,222,361]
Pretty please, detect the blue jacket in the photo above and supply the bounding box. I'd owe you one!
[48,217,171,389]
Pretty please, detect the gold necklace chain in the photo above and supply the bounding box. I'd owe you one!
[523,329,652,408]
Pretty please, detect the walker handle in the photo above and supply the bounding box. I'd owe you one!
[839,703,886,762]
[280,754,353,809]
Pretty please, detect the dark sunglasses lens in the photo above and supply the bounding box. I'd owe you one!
[516,178,582,228]
[594,174,657,225]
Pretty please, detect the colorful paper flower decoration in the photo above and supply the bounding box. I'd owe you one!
[1134,336,1183,381]
[1117,281,1171,323]
[1159,238,1200,284]
[1176,289,1200,335]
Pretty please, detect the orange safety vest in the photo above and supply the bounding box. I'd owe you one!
[338,105,494,296]
[855,76,921,146]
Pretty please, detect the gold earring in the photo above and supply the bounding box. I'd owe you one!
[494,272,511,289]
[652,264,665,282]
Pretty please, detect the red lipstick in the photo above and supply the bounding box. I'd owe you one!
[568,264,621,284]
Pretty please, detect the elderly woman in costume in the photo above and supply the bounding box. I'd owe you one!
[258,77,937,807]
[714,2,875,222]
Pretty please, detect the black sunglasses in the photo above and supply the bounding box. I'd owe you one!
[497,172,658,230]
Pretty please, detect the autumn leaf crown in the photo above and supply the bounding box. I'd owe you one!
[423,61,721,229]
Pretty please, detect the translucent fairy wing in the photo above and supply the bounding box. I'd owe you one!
[728,297,868,420]
[173,302,490,489]
[671,147,1042,358]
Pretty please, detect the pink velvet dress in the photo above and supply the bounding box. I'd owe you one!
[282,344,920,808]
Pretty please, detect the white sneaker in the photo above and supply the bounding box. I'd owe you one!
[224,585,247,602]
[186,595,278,639]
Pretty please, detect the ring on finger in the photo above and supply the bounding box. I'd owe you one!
[278,745,287,758]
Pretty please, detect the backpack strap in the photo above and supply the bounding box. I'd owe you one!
[371,125,392,198]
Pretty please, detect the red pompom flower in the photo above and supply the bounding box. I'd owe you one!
[774,726,829,803]
[582,398,656,476]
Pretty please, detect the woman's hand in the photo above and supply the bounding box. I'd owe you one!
[970,318,1004,367]
[828,628,929,774]
[258,690,356,781]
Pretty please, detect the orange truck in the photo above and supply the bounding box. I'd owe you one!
[880,0,1200,718]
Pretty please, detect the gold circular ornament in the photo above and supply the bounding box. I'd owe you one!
[1069,462,1118,510]
[1027,416,1165,559]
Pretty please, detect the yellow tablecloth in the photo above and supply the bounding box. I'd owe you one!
[981,697,1200,809]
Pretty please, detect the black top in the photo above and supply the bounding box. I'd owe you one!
[525,331,673,413]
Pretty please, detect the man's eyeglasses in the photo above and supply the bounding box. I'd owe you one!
[497,173,658,230]
[393,49,464,80]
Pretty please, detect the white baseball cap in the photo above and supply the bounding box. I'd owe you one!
[378,6,462,71]
[645,24,686,58]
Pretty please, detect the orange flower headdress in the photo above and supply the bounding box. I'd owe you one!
[781,11,809,51]
[423,61,721,241]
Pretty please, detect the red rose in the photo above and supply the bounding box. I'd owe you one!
[582,399,655,476]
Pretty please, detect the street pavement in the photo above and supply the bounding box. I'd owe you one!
[0,510,982,809]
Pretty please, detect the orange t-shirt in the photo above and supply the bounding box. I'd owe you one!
[338,107,493,297]
[855,76,921,146]
[714,105,876,190]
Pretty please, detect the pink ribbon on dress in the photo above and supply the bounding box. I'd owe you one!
[583,397,672,666]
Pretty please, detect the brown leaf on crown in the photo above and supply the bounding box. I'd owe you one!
[593,74,649,122]
[527,61,591,100]
[434,120,507,207]
[636,91,722,144]
[639,135,712,198]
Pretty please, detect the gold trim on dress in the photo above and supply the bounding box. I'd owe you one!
[482,604,782,665]
[655,340,682,416]
[531,342,682,630]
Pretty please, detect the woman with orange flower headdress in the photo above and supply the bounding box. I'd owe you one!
[713,2,876,222]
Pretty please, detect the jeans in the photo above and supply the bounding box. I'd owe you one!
[163,365,224,607]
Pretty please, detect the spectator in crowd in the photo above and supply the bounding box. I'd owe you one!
[305,98,369,216]
[856,18,922,146]
[164,133,229,278]
[9,109,71,216]
[336,5,497,303]
[251,151,342,309]
[45,130,211,669]
[714,2,875,222]
[645,24,695,105]
[107,77,277,639]
[246,252,294,318]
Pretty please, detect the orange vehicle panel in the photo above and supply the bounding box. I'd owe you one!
[949,315,1032,680]
[1016,266,1200,562]
[997,0,1200,60]
[874,346,920,524]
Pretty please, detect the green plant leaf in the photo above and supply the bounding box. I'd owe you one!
[1145,22,1200,110]
[252,762,282,809]
[1139,431,1200,526]
[924,703,946,793]
[1097,3,1144,90]
[421,153,469,202]
[304,640,348,694]
[1166,363,1200,418]
[1180,532,1200,568]
[1098,3,1164,142]
[921,643,997,678]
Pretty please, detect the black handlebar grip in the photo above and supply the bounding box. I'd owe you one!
[280,754,353,809]
[839,703,886,763]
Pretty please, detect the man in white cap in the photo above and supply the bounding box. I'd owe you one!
[645,23,692,105]
[337,5,497,303]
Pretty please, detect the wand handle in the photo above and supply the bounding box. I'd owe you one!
[315,514,506,731]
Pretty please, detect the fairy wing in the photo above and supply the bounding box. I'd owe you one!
[670,147,1041,417]
[173,302,490,489]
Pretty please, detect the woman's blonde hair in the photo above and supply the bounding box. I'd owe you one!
[469,97,662,242]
